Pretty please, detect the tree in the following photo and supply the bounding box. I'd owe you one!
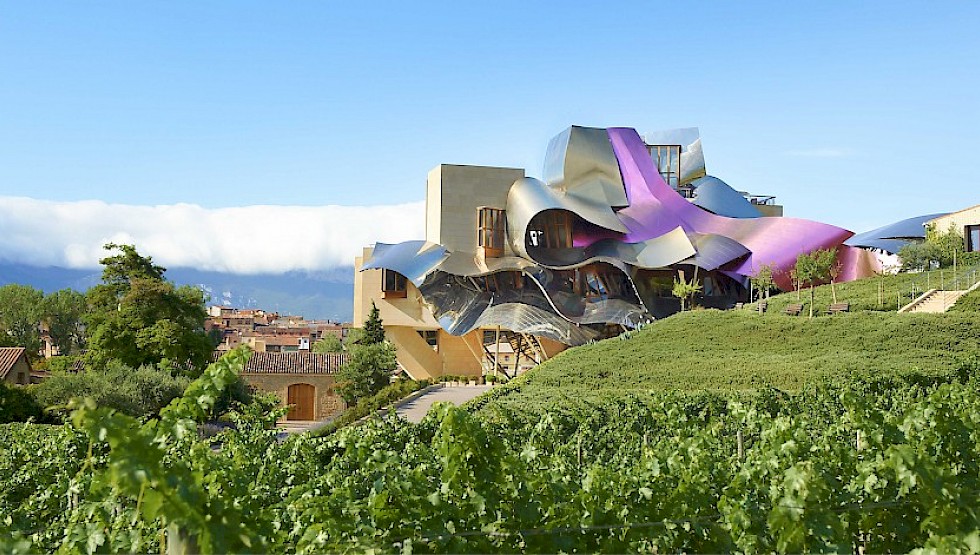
[342,327,365,350]
[820,249,842,304]
[363,301,385,344]
[788,268,801,301]
[671,275,702,312]
[336,302,395,405]
[84,244,213,374]
[41,289,87,355]
[900,225,966,271]
[0,284,44,355]
[335,342,397,406]
[312,334,343,353]
[925,223,965,268]
[898,241,941,272]
[749,264,776,303]
[794,249,835,318]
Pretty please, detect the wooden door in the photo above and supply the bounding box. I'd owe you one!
[286,383,316,420]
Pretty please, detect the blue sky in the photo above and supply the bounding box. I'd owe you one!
[1,2,978,270]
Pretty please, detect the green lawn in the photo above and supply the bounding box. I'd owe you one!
[471,309,979,420]
[949,285,980,313]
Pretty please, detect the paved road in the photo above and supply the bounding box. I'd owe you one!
[396,385,493,423]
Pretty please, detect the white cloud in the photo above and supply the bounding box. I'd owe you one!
[0,197,425,273]
[784,148,852,158]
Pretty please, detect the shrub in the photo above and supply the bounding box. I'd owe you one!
[312,378,429,436]
[948,288,980,313]
[0,381,47,423]
[335,342,396,405]
[31,362,191,419]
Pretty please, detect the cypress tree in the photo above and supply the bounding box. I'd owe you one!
[363,301,386,344]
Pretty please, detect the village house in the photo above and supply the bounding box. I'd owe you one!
[228,351,348,421]
[0,347,32,386]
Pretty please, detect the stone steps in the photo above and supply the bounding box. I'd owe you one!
[900,288,970,313]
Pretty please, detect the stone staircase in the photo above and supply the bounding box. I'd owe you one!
[899,280,979,314]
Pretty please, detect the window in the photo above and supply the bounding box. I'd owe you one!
[528,211,573,249]
[382,269,407,298]
[967,225,980,253]
[417,329,438,350]
[478,207,506,257]
[647,144,682,189]
[575,264,626,301]
[477,271,524,293]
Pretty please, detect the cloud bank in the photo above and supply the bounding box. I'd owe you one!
[0,197,425,274]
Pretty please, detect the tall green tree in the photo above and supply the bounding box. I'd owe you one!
[41,289,87,355]
[362,301,385,344]
[336,302,395,405]
[0,284,44,355]
[84,244,213,374]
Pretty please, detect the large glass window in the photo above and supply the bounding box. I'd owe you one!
[478,207,506,256]
[528,211,573,249]
[476,271,524,293]
[648,144,682,189]
[967,225,980,253]
[382,269,407,298]
[575,264,625,301]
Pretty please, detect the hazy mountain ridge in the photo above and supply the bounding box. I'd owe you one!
[0,263,355,322]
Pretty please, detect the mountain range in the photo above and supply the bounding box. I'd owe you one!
[0,263,356,322]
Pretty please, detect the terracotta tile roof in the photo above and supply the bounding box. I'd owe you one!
[0,347,29,380]
[252,335,307,346]
[212,351,348,375]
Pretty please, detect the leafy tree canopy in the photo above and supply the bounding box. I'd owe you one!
[336,301,395,405]
[312,334,343,353]
[794,248,837,317]
[749,263,776,301]
[41,288,87,356]
[335,342,397,406]
[84,244,213,374]
[0,284,44,355]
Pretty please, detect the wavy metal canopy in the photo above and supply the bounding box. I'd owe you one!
[844,213,947,254]
[362,125,882,344]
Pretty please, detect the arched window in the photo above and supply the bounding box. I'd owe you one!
[527,211,573,249]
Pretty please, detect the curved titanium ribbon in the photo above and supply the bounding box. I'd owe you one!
[362,125,883,345]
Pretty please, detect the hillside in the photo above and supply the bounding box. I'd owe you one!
[948,285,980,313]
[753,265,980,315]
[471,309,980,421]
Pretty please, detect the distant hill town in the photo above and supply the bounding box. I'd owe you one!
[207,305,349,354]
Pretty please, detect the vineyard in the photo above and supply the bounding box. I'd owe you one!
[468,310,980,423]
[3,309,980,552]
